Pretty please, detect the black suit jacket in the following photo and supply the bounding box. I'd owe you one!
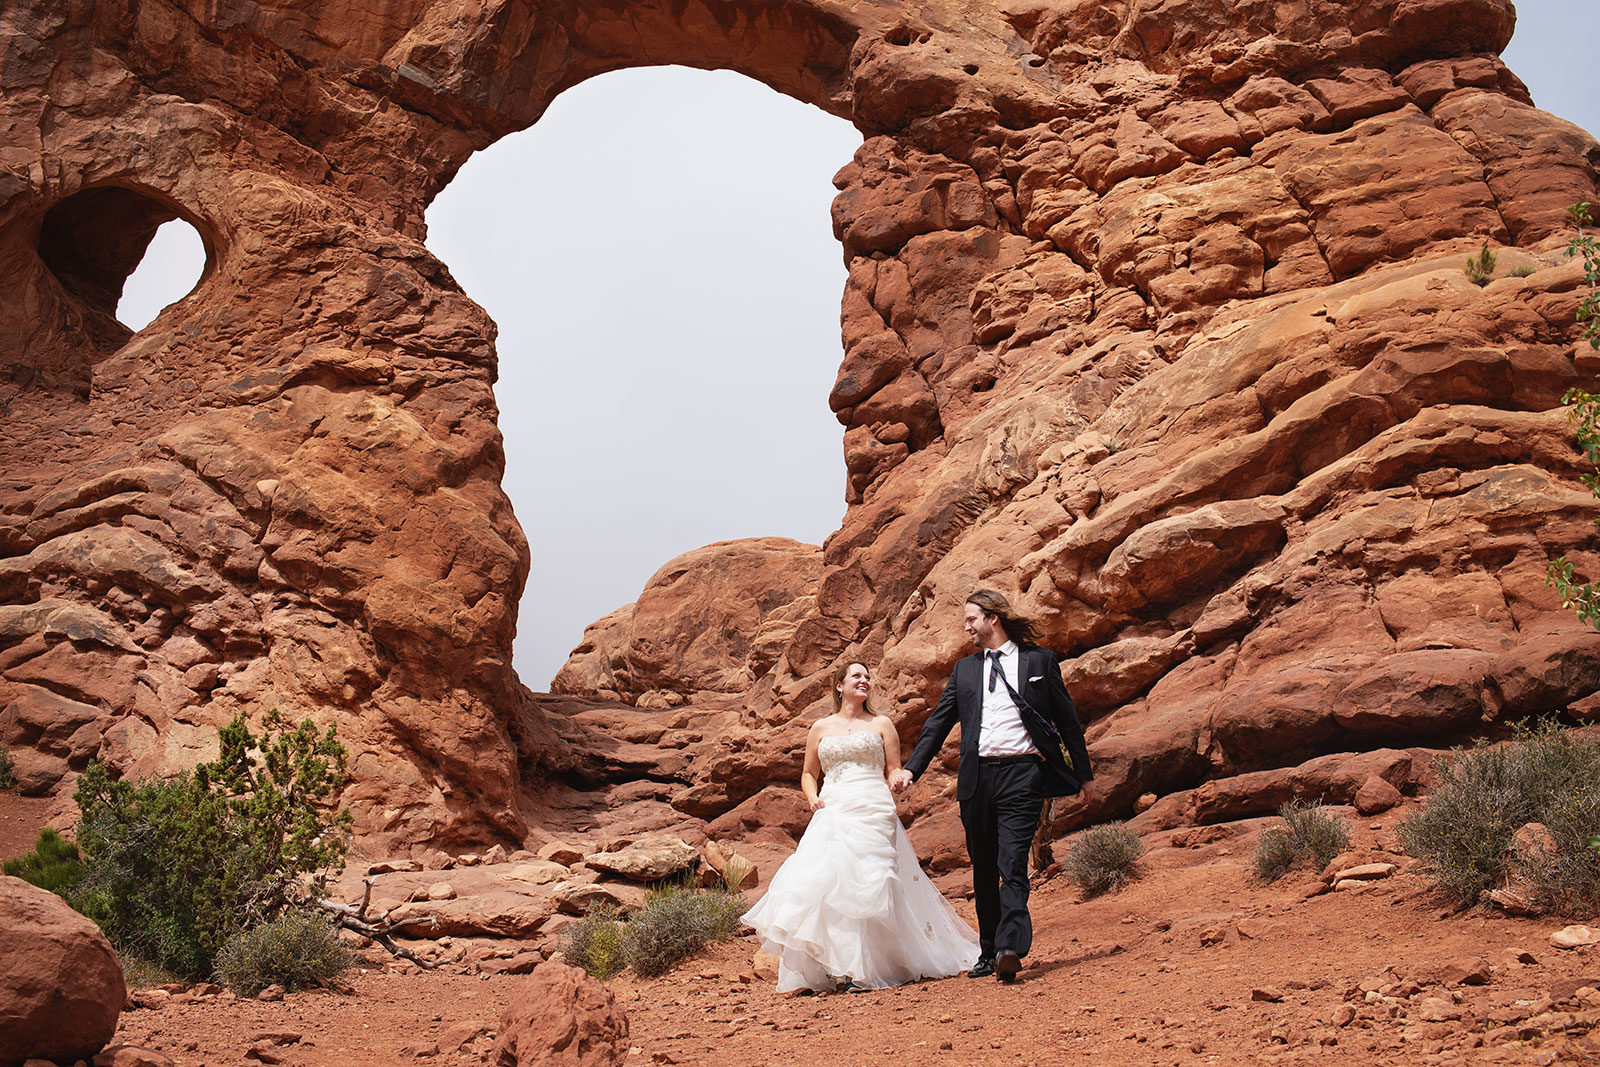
[904,644,1093,801]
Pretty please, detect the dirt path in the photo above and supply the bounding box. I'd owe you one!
[7,793,1600,1066]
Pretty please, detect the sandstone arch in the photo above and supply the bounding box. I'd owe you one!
[2,0,1598,851]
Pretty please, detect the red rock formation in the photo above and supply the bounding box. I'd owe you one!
[1,0,1597,853]
[491,962,629,1067]
[552,538,820,708]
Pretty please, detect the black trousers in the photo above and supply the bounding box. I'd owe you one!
[960,758,1045,960]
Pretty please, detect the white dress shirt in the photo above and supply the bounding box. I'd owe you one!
[977,641,1040,758]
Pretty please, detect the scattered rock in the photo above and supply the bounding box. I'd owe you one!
[1353,775,1402,815]
[1251,987,1284,1003]
[583,836,699,883]
[537,843,587,867]
[126,989,170,1011]
[1552,926,1600,950]
[92,1048,174,1067]
[256,985,285,1002]
[438,1022,492,1054]
[368,860,421,875]
[553,882,647,917]
[1487,886,1546,916]
[1416,996,1463,1022]
[428,882,457,901]
[1436,958,1493,986]
[0,876,125,1067]
[1331,862,1397,882]
[700,839,760,890]
[480,951,544,976]
[491,962,629,1066]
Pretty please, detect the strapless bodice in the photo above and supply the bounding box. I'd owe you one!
[819,731,885,775]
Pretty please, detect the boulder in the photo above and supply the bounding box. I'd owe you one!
[583,836,699,883]
[491,963,629,1066]
[1352,775,1402,815]
[0,876,125,1067]
[699,840,760,891]
[552,883,648,917]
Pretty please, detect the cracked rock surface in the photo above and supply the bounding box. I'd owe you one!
[1,0,1598,849]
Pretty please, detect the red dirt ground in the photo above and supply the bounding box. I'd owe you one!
[6,793,1600,1066]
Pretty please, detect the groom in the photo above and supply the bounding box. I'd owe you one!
[890,589,1094,983]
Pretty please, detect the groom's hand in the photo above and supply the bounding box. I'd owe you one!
[889,769,912,793]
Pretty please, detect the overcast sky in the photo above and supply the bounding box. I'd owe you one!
[120,6,1599,690]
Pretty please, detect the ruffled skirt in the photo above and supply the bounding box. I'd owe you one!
[742,764,979,991]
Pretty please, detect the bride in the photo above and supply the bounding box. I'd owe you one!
[743,661,980,992]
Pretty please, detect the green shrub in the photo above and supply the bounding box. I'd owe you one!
[622,884,746,978]
[70,709,351,979]
[214,908,354,995]
[1398,720,1600,913]
[0,740,14,789]
[1064,822,1145,897]
[1464,241,1497,286]
[1252,799,1350,883]
[3,827,85,894]
[1510,265,1537,278]
[561,905,627,980]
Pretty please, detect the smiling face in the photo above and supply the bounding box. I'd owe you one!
[964,602,1006,650]
[836,662,872,706]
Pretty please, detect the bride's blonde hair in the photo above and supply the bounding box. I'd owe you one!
[831,660,877,714]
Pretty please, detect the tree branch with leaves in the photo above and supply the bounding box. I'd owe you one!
[1547,203,1600,630]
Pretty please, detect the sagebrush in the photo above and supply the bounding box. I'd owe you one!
[624,884,747,977]
[0,740,13,789]
[562,885,747,980]
[561,905,627,980]
[1253,799,1350,883]
[70,709,351,979]
[1398,720,1600,913]
[214,908,354,995]
[1063,822,1144,897]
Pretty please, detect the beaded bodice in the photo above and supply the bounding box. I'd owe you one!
[819,730,885,774]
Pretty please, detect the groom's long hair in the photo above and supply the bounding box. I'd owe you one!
[967,588,1038,647]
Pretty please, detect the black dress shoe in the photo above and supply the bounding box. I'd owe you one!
[996,951,1021,983]
[967,957,996,978]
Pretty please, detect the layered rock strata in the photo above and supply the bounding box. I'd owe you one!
[2,0,1597,850]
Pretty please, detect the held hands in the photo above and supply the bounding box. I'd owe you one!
[889,769,912,794]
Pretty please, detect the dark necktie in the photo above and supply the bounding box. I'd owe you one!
[988,649,1003,693]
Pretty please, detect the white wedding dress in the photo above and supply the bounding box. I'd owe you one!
[743,731,980,991]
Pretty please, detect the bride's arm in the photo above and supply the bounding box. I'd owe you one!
[802,721,826,810]
[876,716,903,783]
